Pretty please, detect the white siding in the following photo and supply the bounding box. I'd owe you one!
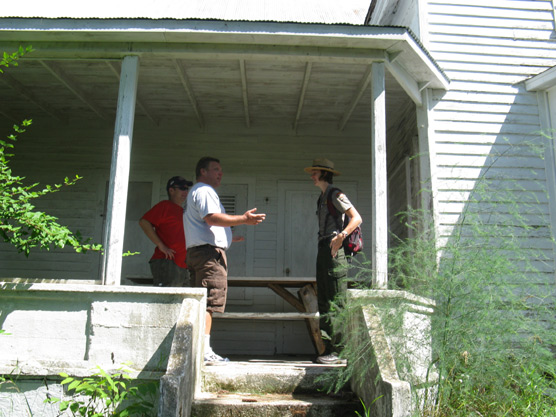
[426,0,556,282]
[369,0,422,37]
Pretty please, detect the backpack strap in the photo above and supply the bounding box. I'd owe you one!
[326,187,344,231]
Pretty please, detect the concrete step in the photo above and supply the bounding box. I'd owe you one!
[201,357,344,394]
[192,356,363,417]
[192,392,363,417]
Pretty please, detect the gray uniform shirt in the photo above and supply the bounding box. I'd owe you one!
[317,185,353,239]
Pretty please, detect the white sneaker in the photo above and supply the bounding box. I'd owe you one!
[316,353,347,365]
[204,350,230,365]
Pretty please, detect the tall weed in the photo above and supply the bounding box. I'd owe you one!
[324,136,556,416]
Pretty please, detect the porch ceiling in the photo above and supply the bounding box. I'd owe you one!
[0,20,449,131]
[0,56,404,129]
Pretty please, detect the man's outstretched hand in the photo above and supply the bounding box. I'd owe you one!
[243,208,266,225]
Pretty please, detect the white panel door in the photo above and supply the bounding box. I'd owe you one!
[277,182,320,354]
[278,181,358,278]
[283,188,320,277]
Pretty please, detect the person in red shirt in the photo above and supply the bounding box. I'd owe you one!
[139,176,193,287]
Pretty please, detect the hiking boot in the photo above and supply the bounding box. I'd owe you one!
[204,350,230,365]
[316,353,347,365]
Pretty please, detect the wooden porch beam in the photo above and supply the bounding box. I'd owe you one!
[174,59,204,128]
[0,72,66,122]
[106,61,159,126]
[39,60,109,120]
[385,56,422,106]
[338,64,373,131]
[10,42,386,64]
[102,55,139,286]
[239,59,250,128]
[371,61,388,289]
[292,62,312,132]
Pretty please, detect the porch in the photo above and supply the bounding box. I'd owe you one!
[0,19,447,355]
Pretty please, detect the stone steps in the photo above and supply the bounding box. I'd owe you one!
[191,357,363,417]
[192,392,362,417]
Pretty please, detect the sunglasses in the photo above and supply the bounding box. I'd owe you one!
[173,186,189,191]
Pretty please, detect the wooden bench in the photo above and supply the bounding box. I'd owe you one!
[212,312,319,320]
[215,277,324,355]
[126,275,325,354]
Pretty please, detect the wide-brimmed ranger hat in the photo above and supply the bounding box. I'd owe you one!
[167,176,193,191]
[304,158,341,176]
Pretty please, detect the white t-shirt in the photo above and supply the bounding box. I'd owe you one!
[183,182,232,250]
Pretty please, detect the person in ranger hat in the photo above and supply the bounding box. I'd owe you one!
[305,158,362,365]
[139,176,193,287]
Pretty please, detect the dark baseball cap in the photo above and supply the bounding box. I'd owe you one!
[166,176,193,190]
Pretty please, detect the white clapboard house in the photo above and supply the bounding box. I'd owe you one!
[1,0,555,355]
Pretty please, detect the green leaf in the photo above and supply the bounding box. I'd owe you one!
[67,380,81,391]
[60,377,74,385]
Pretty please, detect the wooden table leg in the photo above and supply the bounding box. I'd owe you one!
[298,284,325,355]
[269,283,306,312]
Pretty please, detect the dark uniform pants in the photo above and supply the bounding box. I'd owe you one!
[316,239,348,354]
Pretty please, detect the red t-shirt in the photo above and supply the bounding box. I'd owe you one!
[141,200,187,268]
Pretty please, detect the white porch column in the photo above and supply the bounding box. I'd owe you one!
[102,56,139,286]
[371,62,388,289]
[416,89,440,242]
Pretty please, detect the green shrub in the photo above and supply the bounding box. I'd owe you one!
[45,364,158,417]
[1,46,101,256]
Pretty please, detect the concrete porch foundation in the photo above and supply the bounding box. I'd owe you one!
[348,289,437,417]
[0,279,206,417]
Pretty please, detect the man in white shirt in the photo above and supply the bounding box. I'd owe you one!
[184,156,266,364]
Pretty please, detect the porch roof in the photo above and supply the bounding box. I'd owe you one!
[526,65,556,91]
[0,18,448,129]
